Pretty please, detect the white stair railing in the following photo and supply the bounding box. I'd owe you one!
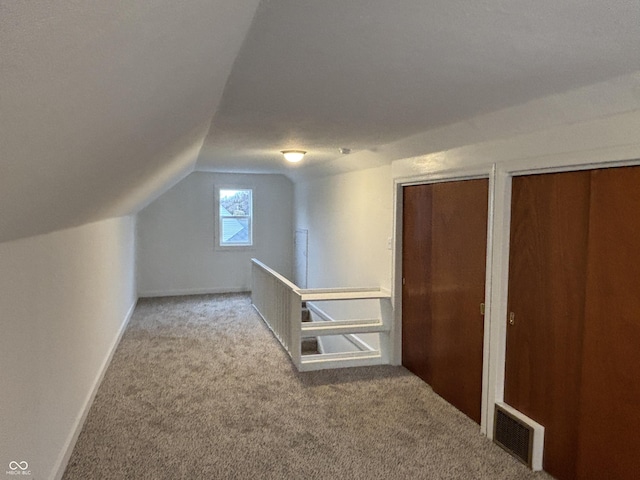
[251,259,302,368]
[251,258,392,372]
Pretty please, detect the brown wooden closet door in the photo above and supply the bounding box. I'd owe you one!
[576,166,640,479]
[402,184,433,384]
[429,179,488,423]
[505,171,591,480]
[402,179,488,423]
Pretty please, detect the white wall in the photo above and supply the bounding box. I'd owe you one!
[294,165,394,352]
[295,164,393,290]
[137,172,294,296]
[0,216,137,480]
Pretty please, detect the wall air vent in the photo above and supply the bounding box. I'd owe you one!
[493,402,545,471]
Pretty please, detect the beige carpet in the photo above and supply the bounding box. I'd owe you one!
[63,293,553,479]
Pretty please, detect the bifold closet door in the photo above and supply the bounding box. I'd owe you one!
[402,179,488,423]
[576,166,640,479]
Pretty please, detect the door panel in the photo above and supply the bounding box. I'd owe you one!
[402,179,488,423]
[430,180,488,423]
[402,184,433,384]
[505,171,591,480]
[577,166,640,479]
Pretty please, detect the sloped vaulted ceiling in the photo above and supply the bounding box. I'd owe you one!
[0,0,260,243]
[3,0,640,243]
[199,0,640,174]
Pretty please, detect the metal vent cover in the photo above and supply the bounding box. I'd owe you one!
[494,406,533,465]
[493,403,545,471]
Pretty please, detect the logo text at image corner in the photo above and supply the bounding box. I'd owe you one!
[6,461,31,476]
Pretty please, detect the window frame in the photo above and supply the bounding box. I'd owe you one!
[216,186,254,250]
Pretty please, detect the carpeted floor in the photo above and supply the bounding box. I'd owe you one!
[63,293,553,479]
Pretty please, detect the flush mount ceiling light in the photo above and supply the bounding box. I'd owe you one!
[281,150,306,163]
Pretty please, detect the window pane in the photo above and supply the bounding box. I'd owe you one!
[221,217,250,244]
[220,189,251,216]
[219,188,252,246]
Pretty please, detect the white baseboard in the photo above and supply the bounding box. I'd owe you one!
[138,287,249,298]
[53,299,138,480]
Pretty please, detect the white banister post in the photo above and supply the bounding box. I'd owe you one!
[379,296,393,364]
[289,290,302,370]
[251,261,258,308]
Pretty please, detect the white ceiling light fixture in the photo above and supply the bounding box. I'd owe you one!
[281,150,306,163]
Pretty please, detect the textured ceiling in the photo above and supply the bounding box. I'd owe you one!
[2,0,640,243]
[199,0,640,173]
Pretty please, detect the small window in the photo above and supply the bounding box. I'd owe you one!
[218,188,253,247]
